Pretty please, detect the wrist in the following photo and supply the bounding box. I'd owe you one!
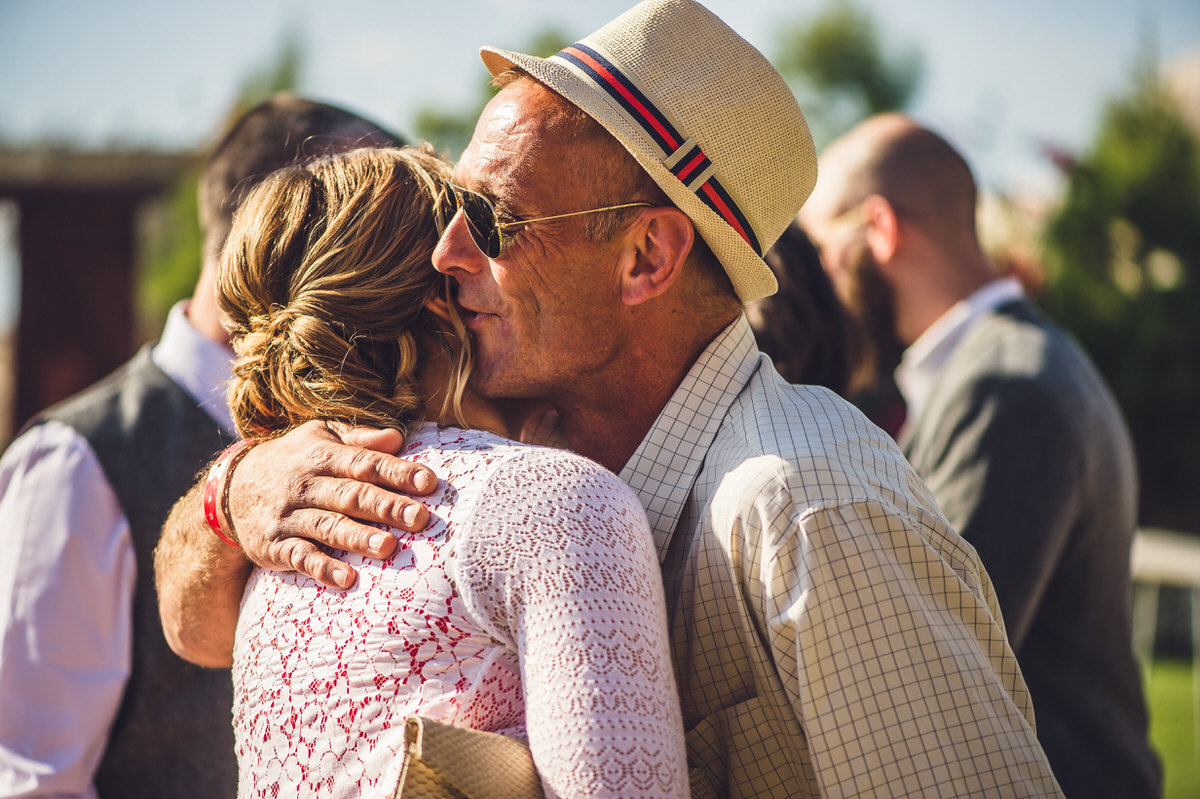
[202,437,265,547]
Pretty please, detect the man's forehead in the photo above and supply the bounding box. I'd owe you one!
[455,82,568,194]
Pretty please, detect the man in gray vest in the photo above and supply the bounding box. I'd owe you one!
[799,113,1161,798]
[0,95,400,799]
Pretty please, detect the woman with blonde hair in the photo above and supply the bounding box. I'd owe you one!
[216,145,686,798]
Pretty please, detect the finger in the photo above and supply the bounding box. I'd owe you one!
[271,536,359,591]
[328,422,407,455]
[294,474,430,532]
[281,507,401,559]
[314,444,438,497]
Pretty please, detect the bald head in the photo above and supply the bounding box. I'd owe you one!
[805,113,978,242]
[800,113,997,349]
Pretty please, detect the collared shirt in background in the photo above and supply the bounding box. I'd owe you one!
[896,276,1024,430]
[0,302,233,799]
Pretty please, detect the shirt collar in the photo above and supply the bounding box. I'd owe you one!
[895,276,1023,426]
[150,300,237,434]
[619,314,761,559]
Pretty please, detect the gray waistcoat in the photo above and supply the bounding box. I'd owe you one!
[35,347,237,798]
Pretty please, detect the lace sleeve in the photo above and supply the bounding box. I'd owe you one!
[449,448,687,798]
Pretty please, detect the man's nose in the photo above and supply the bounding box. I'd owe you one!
[433,211,485,276]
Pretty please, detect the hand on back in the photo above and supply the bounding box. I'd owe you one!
[227,420,438,589]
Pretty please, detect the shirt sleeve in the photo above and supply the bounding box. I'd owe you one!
[0,421,134,799]
[448,448,688,799]
[723,465,1062,797]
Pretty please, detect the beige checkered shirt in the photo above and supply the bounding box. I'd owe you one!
[619,316,1062,798]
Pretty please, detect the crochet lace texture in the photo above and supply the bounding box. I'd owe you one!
[233,423,686,798]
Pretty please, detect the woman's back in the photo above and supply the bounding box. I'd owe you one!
[233,422,685,798]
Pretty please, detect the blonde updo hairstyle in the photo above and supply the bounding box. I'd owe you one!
[217,145,468,439]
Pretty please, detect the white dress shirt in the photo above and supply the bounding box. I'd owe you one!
[895,276,1025,431]
[0,302,233,798]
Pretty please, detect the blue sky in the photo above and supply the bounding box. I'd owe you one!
[1,0,1198,327]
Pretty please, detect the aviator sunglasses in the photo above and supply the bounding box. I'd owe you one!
[441,179,654,258]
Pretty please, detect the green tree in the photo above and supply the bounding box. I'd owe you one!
[773,0,923,147]
[1040,73,1200,530]
[413,29,570,160]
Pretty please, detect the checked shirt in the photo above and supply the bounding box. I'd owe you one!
[619,315,1063,799]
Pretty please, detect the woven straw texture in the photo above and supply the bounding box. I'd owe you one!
[481,0,816,302]
[394,717,544,799]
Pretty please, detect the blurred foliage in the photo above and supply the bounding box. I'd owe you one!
[1040,73,1200,529]
[136,170,204,342]
[135,29,304,341]
[773,0,923,147]
[414,29,570,160]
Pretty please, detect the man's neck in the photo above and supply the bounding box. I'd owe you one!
[896,249,998,347]
[187,260,232,345]
[557,385,673,474]
[555,316,733,473]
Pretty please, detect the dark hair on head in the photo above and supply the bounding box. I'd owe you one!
[746,221,864,394]
[217,145,469,439]
[199,93,405,256]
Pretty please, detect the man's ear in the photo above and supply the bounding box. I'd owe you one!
[862,194,901,265]
[620,206,694,306]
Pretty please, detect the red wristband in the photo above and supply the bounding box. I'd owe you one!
[203,437,263,547]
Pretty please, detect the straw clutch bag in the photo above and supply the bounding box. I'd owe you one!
[393,716,545,799]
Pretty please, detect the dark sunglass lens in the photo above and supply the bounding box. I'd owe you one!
[460,190,501,258]
[435,183,459,234]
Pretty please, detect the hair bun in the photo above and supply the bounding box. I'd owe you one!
[217,146,467,439]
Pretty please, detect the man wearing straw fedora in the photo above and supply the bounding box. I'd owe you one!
[157,1,1062,796]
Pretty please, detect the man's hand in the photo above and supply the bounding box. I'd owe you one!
[155,420,438,668]
[227,420,437,590]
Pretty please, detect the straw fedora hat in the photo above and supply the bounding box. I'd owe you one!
[480,0,816,303]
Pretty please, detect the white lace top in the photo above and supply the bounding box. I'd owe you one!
[232,423,687,798]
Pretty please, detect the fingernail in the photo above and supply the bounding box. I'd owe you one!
[368,532,388,552]
[402,504,422,527]
[332,568,349,587]
[414,470,435,493]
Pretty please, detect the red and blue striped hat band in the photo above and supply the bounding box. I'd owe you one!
[551,41,763,257]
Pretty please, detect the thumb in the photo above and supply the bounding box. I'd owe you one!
[325,422,406,454]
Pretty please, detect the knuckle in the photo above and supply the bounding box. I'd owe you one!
[280,539,314,573]
[303,551,332,582]
[310,510,342,541]
[385,496,427,529]
[346,447,383,482]
[331,479,371,512]
[285,470,318,506]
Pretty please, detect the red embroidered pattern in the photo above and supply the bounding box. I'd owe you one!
[233,424,686,798]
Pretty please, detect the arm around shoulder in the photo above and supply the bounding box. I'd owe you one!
[154,476,252,668]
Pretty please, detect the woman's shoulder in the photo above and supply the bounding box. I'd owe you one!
[407,423,629,495]
[400,423,529,474]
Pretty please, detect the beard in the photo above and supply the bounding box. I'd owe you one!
[838,244,904,388]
